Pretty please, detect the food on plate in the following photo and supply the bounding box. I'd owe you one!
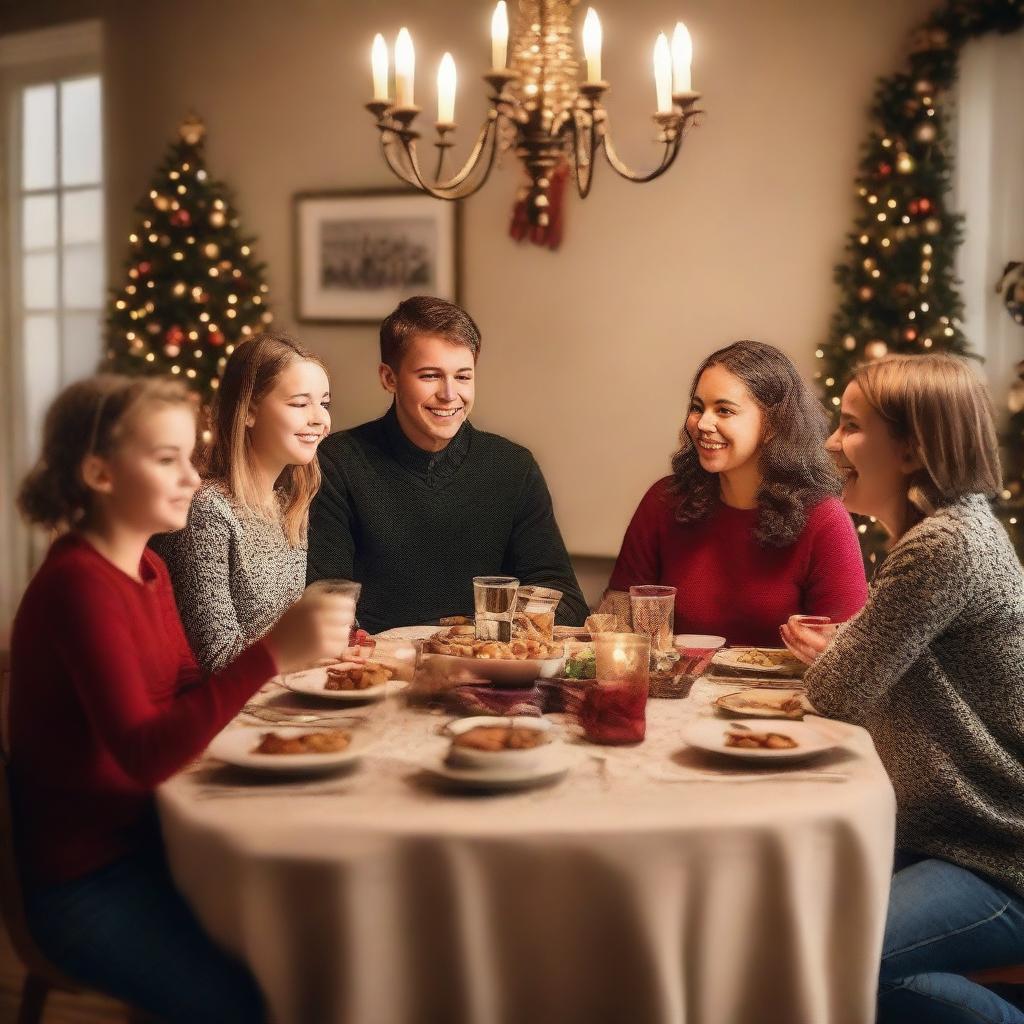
[734,648,802,669]
[325,661,394,691]
[253,729,352,754]
[450,725,551,752]
[717,691,809,718]
[563,646,597,680]
[424,627,560,661]
[649,648,682,684]
[724,729,798,750]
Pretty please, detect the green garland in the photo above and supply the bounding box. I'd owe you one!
[819,0,1024,564]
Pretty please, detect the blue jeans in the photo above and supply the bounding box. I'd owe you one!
[878,856,1024,1023]
[25,851,265,1024]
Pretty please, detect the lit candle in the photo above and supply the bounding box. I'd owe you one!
[583,9,602,83]
[371,33,389,101]
[395,27,415,106]
[671,22,692,93]
[437,52,456,123]
[491,1,509,69]
[653,32,672,113]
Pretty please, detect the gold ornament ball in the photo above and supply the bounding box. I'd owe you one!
[913,79,933,95]
[858,286,874,302]
[916,123,937,143]
[153,194,171,212]
[843,335,857,351]
[923,217,942,235]
[164,343,182,358]
[203,242,220,259]
[896,152,915,174]
[209,210,226,228]
[865,340,889,360]
[172,282,186,296]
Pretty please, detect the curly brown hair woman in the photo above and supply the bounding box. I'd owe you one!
[607,341,868,647]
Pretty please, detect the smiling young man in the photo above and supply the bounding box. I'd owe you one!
[307,296,588,633]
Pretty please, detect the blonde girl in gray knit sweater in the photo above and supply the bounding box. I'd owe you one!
[155,332,332,670]
[782,354,1024,1023]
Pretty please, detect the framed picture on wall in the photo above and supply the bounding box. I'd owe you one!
[293,189,460,324]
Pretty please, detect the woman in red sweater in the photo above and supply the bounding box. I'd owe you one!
[609,341,867,646]
[9,375,354,1023]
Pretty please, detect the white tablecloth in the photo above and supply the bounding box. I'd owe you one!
[158,681,896,1024]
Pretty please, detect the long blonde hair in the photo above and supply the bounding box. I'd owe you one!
[19,374,195,531]
[205,332,328,546]
[852,354,1002,525]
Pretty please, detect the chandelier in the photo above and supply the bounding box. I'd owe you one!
[365,1,703,228]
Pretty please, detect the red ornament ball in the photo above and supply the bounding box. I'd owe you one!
[878,163,892,177]
[137,261,152,275]
[165,325,185,346]
[858,286,874,302]
[170,209,192,228]
[917,198,932,214]
[208,330,225,347]
[903,327,918,342]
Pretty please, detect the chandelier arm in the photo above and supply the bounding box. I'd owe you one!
[379,131,427,189]
[426,115,501,191]
[387,123,499,200]
[559,110,597,199]
[600,128,682,184]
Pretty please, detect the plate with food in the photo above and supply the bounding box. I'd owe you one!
[421,627,563,684]
[681,718,839,763]
[207,725,373,774]
[281,663,407,702]
[714,688,814,720]
[711,646,805,677]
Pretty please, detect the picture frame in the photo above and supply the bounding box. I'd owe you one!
[293,189,460,325]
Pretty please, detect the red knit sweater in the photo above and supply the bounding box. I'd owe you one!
[8,533,277,887]
[608,479,868,647]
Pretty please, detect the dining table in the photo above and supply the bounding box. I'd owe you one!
[157,657,897,1024]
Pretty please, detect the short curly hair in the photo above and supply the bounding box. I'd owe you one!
[668,340,841,547]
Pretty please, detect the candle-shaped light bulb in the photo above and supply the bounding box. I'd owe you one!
[437,52,456,123]
[491,1,509,69]
[671,22,692,93]
[395,27,415,106]
[653,33,672,113]
[583,9,602,83]
[371,33,389,101]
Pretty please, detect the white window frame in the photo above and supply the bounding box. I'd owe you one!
[0,20,103,632]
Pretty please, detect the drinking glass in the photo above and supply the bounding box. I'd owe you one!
[629,585,677,652]
[580,632,650,744]
[473,576,519,642]
[512,585,562,641]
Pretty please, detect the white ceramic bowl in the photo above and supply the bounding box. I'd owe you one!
[445,715,555,771]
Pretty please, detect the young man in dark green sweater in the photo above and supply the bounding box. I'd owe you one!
[307,296,588,634]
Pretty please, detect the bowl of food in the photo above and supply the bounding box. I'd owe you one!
[420,628,563,685]
[445,716,555,770]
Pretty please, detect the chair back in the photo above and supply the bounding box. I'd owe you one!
[0,665,79,989]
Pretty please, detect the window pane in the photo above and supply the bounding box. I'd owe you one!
[22,194,58,250]
[63,311,102,382]
[62,244,104,308]
[22,84,57,190]
[60,77,102,186]
[23,251,58,310]
[23,314,61,462]
[62,188,103,245]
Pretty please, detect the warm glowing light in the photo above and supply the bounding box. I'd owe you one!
[671,22,692,93]
[583,9,602,83]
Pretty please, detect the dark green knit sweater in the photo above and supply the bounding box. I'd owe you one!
[307,405,588,634]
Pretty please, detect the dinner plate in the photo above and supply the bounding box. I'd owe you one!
[281,667,407,702]
[207,725,374,774]
[714,688,813,720]
[423,745,576,791]
[681,718,840,763]
[419,652,563,685]
[374,625,440,642]
[711,647,804,676]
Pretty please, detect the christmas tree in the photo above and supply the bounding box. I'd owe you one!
[817,0,1024,564]
[103,113,273,400]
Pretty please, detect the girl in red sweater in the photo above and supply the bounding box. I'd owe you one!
[608,341,867,646]
[9,375,354,1023]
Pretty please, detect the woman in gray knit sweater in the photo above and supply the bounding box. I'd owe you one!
[155,333,332,670]
[782,355,1024,1023]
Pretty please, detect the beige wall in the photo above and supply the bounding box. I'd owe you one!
[5,0,935,565]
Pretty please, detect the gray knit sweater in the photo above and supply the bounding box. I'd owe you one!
[153,483,305,671]
[805,494,1024,895]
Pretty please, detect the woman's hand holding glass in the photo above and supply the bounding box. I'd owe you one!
[779,614,837,666]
